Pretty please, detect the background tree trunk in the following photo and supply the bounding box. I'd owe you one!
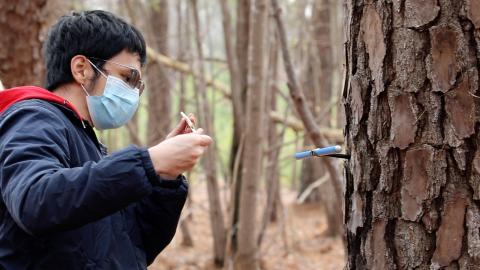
[344,0,480,268]
[257,32,282,247]
[122,0,145,146]
[312,0,343,238]
[234,0,269,269]
[175,0,194,249]
[190,0,227,266]
[271,0,344,228]
[232,0,250,171]
[227,0,250,258]
[219,0,242,179]
[299,50,324,203]
[146,0,172,146]
[0,0,68,88]
[299,0,324,204]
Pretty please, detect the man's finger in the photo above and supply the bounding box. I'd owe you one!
[177,118,187,129]
[170,118,186,133]
[197,135,213,146]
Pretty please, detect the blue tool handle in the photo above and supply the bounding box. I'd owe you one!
[294,150,313,159]
[312,145,341,156]
[295,145,342,160]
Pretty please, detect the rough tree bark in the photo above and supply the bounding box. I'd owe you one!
[344,0,480,269]
[190,0,227,266]
[0,0,68,88]
[234,0,269,269]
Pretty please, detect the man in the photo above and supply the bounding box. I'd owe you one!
[0,10,211,269]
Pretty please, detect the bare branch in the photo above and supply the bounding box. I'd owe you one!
[296,175,329,204]
[146,47,231,99]
[269,111,343,143]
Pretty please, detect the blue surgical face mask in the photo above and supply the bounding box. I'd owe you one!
[81,61,140,130]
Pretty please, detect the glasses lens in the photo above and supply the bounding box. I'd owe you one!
[90,57,144,95]
[129,70,139,88]
[129,69,146,95]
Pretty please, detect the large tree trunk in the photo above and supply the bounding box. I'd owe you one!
[190,0,227,267]
[234,0,269,269]
[146,0,172,145]
[344,0,480,268]
[0,0,68,88]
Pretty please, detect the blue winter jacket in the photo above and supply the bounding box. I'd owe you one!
[0,86,188,269]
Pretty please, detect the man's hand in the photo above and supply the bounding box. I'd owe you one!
[148,128,212,179]
[166,113,196,139]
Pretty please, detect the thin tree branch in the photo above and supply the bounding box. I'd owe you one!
[269,111,343,143]
[146,47,231,99]
[296,175,329,204]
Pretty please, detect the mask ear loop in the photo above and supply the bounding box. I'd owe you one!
[82,58,108,97]
[80,84,90,97]
[86,58,108,79]
[78,84,91,128]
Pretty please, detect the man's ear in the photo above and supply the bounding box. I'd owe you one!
[70,55,92,85]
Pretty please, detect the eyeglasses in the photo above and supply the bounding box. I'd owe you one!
[88,57,145,95]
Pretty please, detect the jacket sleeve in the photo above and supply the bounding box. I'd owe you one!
[127,175,188,265]
[0,105,157,236]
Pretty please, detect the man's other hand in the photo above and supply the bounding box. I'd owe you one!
[148,128,212,179]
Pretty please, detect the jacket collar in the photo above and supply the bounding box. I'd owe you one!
[0,86,84,121]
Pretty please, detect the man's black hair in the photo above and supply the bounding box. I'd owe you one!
[44,10,147,90]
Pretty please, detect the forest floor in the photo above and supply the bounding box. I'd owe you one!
[149,181,346,270]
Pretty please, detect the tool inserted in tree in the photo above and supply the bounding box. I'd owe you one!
[295,145,350,160]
